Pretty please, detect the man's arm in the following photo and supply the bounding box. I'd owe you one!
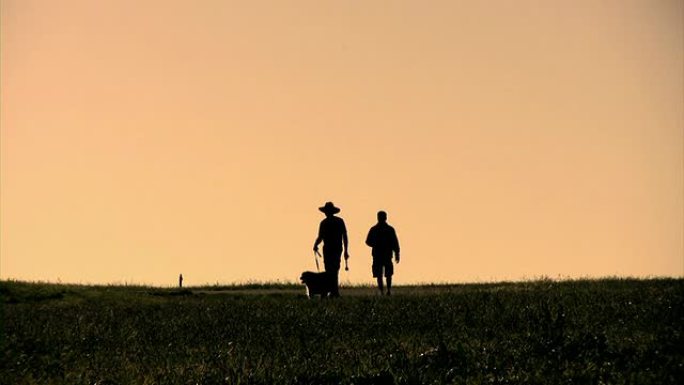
[313,222,323,252]
[342,220,349,259]
[365,227,374,247]
[392,228,400,263]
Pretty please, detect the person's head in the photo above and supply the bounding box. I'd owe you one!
[319,202,341,217]
[377,211,387,223]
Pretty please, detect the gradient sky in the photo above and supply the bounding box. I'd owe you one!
[2,0,682,286]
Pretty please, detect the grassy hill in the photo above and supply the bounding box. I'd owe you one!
[1,278,682,384]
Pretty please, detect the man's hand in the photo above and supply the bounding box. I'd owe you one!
[313,245,319,253]
[343,251,350,271]
[395,253,400,264]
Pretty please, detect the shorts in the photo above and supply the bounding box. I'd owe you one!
[372,258,393,278]
[324,258,341,273]
[323,247,342,272]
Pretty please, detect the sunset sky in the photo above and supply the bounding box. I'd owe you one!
[2,0,682,286]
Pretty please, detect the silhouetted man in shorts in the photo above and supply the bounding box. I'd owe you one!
[366,211,400,295]
[313,202,349,297]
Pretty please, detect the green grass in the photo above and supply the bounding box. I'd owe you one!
[1,278,682,384]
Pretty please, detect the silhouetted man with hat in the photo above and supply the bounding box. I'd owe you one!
[313,202,349,297]
[366,211,400,295]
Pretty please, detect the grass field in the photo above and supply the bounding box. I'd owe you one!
[1,278,682,384]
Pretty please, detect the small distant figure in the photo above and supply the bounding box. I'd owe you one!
[313,202,350,297]
[179,274,183,288]
[366,211,400,296]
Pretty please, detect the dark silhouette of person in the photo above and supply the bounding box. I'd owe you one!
[365,211,400,295]
[313,202,349,297]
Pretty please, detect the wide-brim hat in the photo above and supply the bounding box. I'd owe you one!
[319,201,340,214]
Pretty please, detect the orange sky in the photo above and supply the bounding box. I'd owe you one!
[2,0,682,286]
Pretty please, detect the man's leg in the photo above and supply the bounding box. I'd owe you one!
[331,271,340,297]
[372,260,384,294]
[385,259,394,296]
[323,248,342,297]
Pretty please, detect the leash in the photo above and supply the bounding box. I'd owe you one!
[314,249,322,271]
